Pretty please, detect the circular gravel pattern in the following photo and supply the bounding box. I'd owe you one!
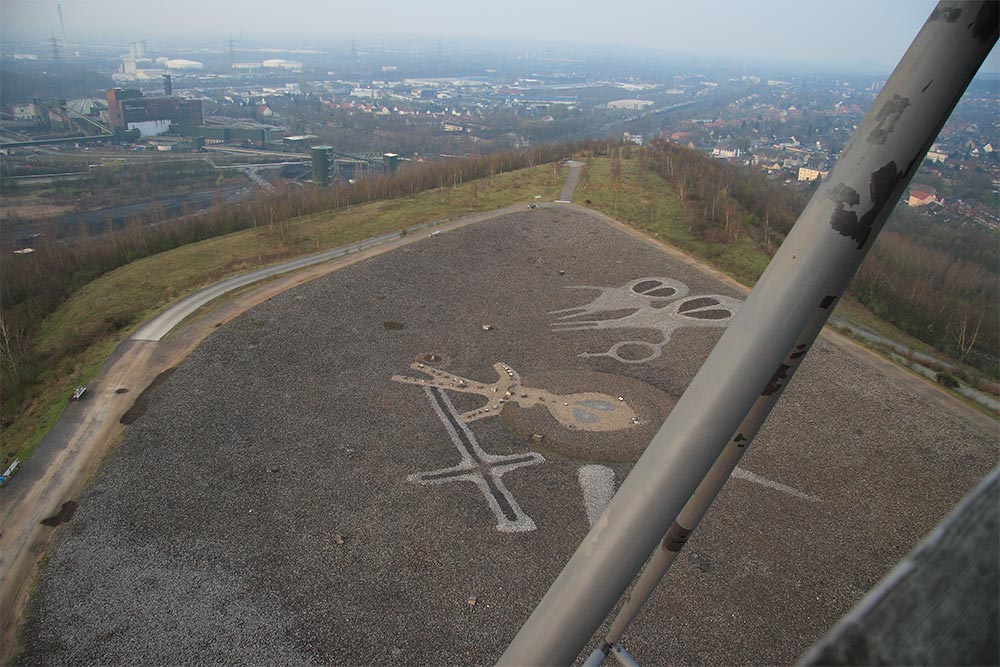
[501,369,673,462]
[15,207,998,666]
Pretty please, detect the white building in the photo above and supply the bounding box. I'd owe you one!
[12,103,41,121]
[262,59,303,70]
[607,99,654,110]
[712,147,740,159]
[164,59,204,70]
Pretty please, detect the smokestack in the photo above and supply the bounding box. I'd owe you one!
[57,3,67,41]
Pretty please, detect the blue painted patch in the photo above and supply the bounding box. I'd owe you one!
[572,408,601,424]
[576,400,615,411]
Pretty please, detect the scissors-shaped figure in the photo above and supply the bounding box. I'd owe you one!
[551,277,742,364]
[392,359,636,432]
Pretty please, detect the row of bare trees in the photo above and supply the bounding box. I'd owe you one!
[855,230,998,366]
[643,139,802,249]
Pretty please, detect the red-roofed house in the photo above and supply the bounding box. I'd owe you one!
[907,189,940,207]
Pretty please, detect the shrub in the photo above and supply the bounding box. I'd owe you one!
[935,372,960,389]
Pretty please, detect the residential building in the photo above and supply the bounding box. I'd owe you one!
[797,167,827,182]
[907,189,939,207]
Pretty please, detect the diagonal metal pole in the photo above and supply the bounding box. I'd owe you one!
[582,307,830,667]
[498,3,998,665]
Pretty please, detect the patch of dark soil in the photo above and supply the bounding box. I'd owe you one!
[120,368,176,425]
[41,500,78,527]
[688,550,713,573]
[383,321,406,330]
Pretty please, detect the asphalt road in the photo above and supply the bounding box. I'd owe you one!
[14,206,996,666]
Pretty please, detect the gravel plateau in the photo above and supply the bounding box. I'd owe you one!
[16,207,997,666]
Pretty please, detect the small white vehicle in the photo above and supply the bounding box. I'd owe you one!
[0,459,20,487]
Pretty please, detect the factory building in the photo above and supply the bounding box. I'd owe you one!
[164,59,204,70]
[312,146,334,185]
[607,99,655,110]
[12,103,42,122]
[383,153,399,173]
[262,59,303,70]
[106,88,204,136]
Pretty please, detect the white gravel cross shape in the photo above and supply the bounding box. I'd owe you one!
[409,386,544,533]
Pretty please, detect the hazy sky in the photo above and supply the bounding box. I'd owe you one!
[2,0,998,73]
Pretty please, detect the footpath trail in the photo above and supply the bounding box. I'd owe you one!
[556,160,584,203]
[828,318,999,412]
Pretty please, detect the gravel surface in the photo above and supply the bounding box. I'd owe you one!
[17,207,998,666]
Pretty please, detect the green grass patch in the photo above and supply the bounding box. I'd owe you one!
[578,156,763,285]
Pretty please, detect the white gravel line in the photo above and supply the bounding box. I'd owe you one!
[733,466,820,502]
[578,464,616,527]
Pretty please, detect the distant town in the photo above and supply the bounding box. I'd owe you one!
[2,36,998,242]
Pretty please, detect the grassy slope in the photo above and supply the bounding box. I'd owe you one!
[576,155,771,284]
[2,163,562,466]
